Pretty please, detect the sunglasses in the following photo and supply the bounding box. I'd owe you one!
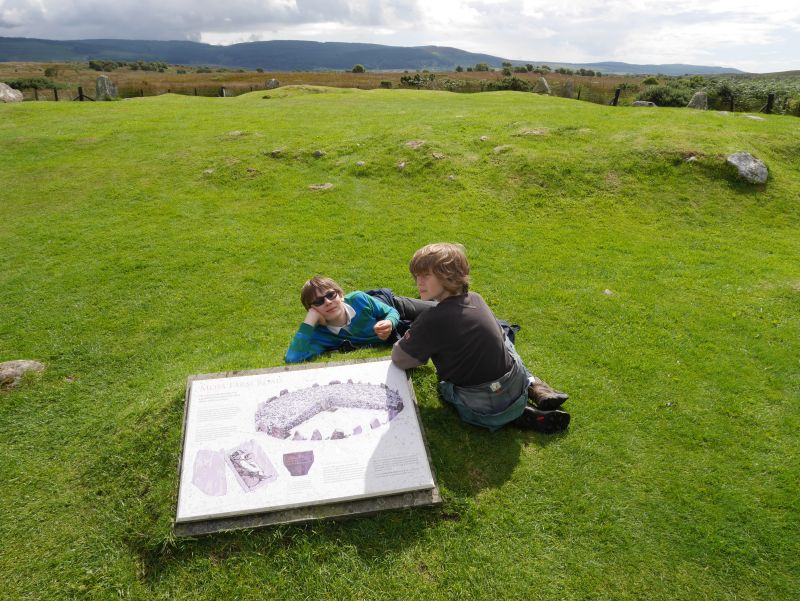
[310,290,339,307]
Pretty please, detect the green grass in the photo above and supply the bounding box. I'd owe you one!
[1,87,799,600]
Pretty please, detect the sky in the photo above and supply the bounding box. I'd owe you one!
[1,0,799,73]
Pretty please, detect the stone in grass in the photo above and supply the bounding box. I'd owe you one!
[95,75,118,100]
[356,161,365,167]
[227,130,244,137]
[726,152,768,184]
[631,100,657,107]
[397,161,407,170]
[431,152,446,160]
[270,148,284,158]
[479,135,489,142]
[202,168,215,175]
[0,82,24,103]
[745,115,765,121]
[533,77,550,94]
[405,140,426,149]
[493,145,513,154]
[308,183,334,191]
[313,150,326,158]
[686,91,708,110]
[603,289,614,296]
[1,360,45,391]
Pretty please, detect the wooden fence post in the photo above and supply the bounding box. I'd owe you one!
[765,93,775,114]
[78,86,85,101]
[576,88,581,101]
[220,87,226,97]
[729,95,734,112]
[33,88,39,101]
[53,87,59,102]
[194,88,198,96]
[612,88,621,106]
[140,89,144,97]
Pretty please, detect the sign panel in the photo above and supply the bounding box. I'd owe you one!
[175,359,438,533]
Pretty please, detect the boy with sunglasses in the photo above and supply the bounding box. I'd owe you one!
[285,276,434,363]
[391,243,570,434]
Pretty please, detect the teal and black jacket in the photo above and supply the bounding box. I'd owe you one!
[284,291,400,363]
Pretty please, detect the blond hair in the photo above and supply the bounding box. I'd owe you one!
[409,243,470,295]
[300,276,343,309]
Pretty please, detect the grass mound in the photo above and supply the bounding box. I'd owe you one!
[1,89,799,600]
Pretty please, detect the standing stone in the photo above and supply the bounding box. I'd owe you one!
[95,75,118,100]
[533,77,550,94]
[266,79,280,89]
[687,91,708,110]
[562,80,574,99]
[726,152,768,184]
[0,82,24,103]
[0,360,45,390]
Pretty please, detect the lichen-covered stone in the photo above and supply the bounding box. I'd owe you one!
[533,77,550,94]
[95,75,118,100]
[726,152,768,184]
[0,82,23,103]
[0,360,45,390]
[687,91,708,110]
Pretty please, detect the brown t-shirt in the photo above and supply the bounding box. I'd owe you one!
[396,292,512,386]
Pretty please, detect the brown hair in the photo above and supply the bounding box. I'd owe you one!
[409,243,470,295]
[300,276,343,309]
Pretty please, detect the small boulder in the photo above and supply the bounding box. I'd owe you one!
[0,82,24,103]
[270,149,283,158]
[308,183,334,191]
[95,75,118,101]
[431,152,446,160]
[397,161,407,170]
[356,160,365,167]
[687,91,708,110]
[313,150,326,158]
[266,79,280,89]
[632,100,657,107]
[533,77,550,94]
[405,140,426,149]
[745,115,765,121]
[1,360,45,390]
[479,135,489,142]
[726,152,768,184]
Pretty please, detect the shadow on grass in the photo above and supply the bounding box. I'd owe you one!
[99,368,565,587]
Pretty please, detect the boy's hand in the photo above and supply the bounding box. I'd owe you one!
[304,307,326,327]
[373,320,393,340]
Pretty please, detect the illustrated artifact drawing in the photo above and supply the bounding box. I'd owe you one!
[254,380,404,439]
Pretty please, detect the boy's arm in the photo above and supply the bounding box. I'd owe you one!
[363,293,400,326]
[284,317,330,363]
[391,339,425,369]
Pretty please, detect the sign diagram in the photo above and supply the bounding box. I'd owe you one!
[175,359,439,534]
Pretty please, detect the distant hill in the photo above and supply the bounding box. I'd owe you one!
[0,36,746,75]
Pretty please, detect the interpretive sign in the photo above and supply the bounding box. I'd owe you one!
[175,358,440,535]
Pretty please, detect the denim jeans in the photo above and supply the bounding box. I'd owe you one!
[438,336,530,432]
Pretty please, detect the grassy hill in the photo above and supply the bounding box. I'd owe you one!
[0,36,746,74]
[1,88,798,600]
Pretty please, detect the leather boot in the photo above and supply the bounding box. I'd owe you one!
[528,377,569,411]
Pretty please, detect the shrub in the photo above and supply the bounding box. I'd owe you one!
[455,65,463,72]
[2,77,57,90]
[256,68,264,73]
[642,76,659,86]
[44,66,59,77]
[502,67,512,77]
[474,63,490,72]
[352,64,365,73]
[525,64,533,72]
[380,81,392,89]
[486,76,532,92]
[637,84,693,107]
